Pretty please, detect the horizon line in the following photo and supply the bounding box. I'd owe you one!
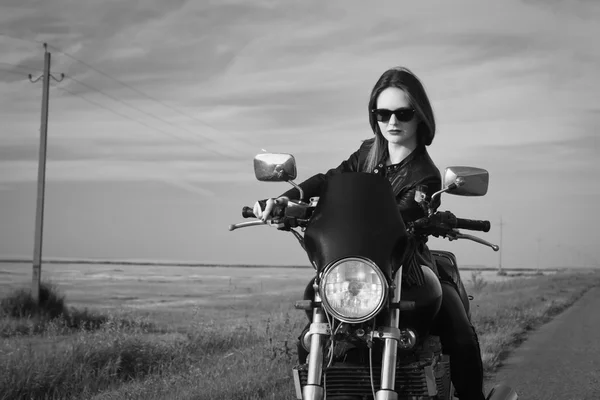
[0,256,572,271]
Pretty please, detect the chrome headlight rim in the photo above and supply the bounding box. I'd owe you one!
[319,256,389,324]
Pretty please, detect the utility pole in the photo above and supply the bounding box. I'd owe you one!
[28,43,63,305]
[536,236,541,273]
[498,216,505,274]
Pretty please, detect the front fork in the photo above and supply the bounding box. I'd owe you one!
[303,291,326,400]
[376,266,402,400]
[303,268,403,400]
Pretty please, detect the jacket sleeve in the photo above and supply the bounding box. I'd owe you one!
[396,176,442,223]
[278,145,364,202]
[397,175,442,288]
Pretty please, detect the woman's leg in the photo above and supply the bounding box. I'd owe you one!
[436,281,485,400]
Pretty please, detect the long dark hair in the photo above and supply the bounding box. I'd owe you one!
[363,67,436,174]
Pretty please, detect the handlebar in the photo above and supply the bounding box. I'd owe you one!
[455,218,490,232]
[241,202,286,219]
[408,212,498,251]
[242,206,255,218]
[411,212,491,233]
[233,205,498,250]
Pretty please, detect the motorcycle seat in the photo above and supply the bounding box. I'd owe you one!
[431,250,460,284]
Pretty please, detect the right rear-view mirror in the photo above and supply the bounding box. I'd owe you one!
[443,166,489,196]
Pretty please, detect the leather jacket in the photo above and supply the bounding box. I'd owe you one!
[279,138,442,287]
[280,139,440,219]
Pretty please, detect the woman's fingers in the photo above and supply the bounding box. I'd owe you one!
[253,197,288,221]
[253,201,263,219]
[262,198,275,221]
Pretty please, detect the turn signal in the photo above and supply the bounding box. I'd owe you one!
[398,329,417,350]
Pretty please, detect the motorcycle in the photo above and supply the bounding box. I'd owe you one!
[229,153,518,400]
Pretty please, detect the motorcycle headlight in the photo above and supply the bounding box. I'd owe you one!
[319,257,388,323]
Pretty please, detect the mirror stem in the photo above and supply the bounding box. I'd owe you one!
[429,177,466,215]
[429,189,449,216]
[288,180,305,203]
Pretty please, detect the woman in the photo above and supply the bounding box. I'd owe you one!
[254,66,486,400]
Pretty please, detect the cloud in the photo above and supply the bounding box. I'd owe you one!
[162,178,216,198]
[522,0,600,20]
[1,0,599,190]
[0,159,255,185]
[0,142,40,161]
[2,0,600,267]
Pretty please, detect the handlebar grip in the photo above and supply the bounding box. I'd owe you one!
[456,218,491,232]
[242,206,256,218]
[411,218,429,230]
[241,203,286,219]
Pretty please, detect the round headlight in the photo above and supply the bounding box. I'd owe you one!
[319,257,388,323]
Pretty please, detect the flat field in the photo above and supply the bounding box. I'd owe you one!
[0,263,318,327]
[0,262,544,318]
[1,262,598,400]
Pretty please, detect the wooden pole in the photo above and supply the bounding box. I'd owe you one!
[29,43,63,305]
[31,45,51,304]
[498,216,504,272]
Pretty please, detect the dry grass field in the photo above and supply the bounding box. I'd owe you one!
[1,262,599,400]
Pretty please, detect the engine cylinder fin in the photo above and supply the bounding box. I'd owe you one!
[294,360,450,398]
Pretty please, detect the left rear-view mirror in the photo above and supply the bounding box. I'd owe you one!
[254,153,297,182]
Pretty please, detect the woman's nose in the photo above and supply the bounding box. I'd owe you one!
[388,114,399,125]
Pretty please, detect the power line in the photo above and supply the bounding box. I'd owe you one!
[1,64,233,156]
[3,36,259,156]
[64,75,240,156]
[44,43,254,149]
[54,85,222,155]
[2,34,257,154]
[0,32,44,46]
[48,43,219,129]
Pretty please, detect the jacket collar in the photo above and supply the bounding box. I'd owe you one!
[376,145,426,171]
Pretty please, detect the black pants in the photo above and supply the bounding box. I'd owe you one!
[298,280,485,400]
[435,281,485,400]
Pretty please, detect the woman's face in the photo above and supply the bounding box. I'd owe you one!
[375,87,420,147]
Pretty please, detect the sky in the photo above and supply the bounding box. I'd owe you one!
[0,0,599,269]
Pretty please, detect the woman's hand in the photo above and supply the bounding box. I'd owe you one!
[253,196,289,222]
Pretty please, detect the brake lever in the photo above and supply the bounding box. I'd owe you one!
[228,220,266,231]
[445,230,500,251]
[228,217,287,231]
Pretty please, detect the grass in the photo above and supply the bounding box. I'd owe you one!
[471,271,600,375]
[1,264,599,399]
[0,283,156,339]
[0,271,308,400]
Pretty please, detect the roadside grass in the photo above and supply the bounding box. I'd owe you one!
[1,269,599,399]
[469,270,600,375]
[1,282,306,400]
[1,282,154,339]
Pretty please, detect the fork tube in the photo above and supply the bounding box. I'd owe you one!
[376,266,402,400]
[303,299,326,399]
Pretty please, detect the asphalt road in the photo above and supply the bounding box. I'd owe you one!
[488,287,600,400]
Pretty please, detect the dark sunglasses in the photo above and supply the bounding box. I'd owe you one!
[371,108,416,123]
